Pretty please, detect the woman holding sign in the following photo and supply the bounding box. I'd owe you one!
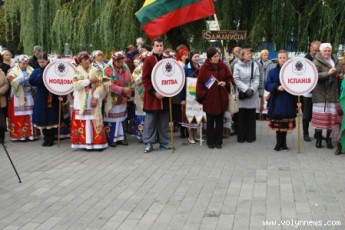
[265,50,297,151]
[71,52,108,151]
[29,53,59,147]
[196,47,233,149]
[7,55,40,141]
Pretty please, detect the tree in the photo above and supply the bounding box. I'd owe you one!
[2,0,345,54]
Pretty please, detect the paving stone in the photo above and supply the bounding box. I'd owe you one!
[0,121,344,229]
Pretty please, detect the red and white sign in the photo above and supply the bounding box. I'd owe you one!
[280,57,318,96]
[43,60,76,95]
[151,58,185,97]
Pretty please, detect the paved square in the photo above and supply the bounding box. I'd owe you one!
[0,121,344,229]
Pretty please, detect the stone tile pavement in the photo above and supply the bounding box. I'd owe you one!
[0,120,345,230]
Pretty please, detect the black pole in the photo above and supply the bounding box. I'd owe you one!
[2,143,21,183]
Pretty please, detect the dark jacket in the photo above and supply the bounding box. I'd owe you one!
[29,56,40,69]
[196,59,233,116]
[312,53,341,104]
[265,65,297,119]
[29,66,59,127]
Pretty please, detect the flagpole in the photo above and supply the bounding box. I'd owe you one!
[213,14,230,67]
[297,96,301,153]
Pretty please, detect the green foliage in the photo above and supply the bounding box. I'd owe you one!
[2,0,345,54]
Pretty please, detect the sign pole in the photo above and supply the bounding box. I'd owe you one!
[58,96,62,147]
[279,57,318,154]
[200,123,202,147]
[169,98,174,153]
[297,96,301,153]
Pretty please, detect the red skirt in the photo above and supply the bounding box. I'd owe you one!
[70,110,108,150]
[8,98,40,141]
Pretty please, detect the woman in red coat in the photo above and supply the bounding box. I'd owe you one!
[196,47,234,149]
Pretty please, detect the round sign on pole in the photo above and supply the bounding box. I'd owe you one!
[151,58,185,97]
[43,60,76,95]
[279,57,318,96]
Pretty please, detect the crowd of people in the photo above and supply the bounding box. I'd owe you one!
[0,38,344,155]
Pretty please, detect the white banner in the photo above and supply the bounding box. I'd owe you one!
[185,78,206,124]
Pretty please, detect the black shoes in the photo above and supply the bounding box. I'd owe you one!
[303,134,311,142]
[117,140,128,146]
[109,142,117,147]
[207,144,222,149]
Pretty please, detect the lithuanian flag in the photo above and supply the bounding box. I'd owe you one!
[136,0,215,40]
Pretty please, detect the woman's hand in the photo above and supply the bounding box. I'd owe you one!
[218,81,226,87]
[278,85,284,91]
[327,67,336,76]
[89,75,99,84]
[91,97,98,108]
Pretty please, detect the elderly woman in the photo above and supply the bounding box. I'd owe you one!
[1,50,15,74]
[103,51,132,147]
[233,48,260,143]
[265,50,298,151]
[257,49,276,96]
[312,43,342,149]
[91,50,106,72]
[7,55,40,141]
[71,51,108,151]
[196,47,233,149]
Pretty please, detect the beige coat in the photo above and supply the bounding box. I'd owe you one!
[7,64,34,107]
[0,69,9,108]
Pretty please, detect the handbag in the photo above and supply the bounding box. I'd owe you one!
[228,83,239,114]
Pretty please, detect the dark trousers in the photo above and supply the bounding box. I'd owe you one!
[206,113,224,147]
[237,108,256,142]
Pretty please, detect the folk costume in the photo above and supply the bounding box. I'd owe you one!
[103,51,132,147]
[7,55,40,141]
[29,63,59,146]
[312,43,341,148]
[265,64,297,151]
[131,58,146,140]
[71,52,107,150]
[142,51,171,153]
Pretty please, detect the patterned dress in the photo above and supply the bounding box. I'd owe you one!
[131,63,145,140]
[103,63,132,145]
[7,64,40,141]
[70,65,108,150]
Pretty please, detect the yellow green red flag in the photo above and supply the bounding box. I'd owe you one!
[135,0,215,40]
